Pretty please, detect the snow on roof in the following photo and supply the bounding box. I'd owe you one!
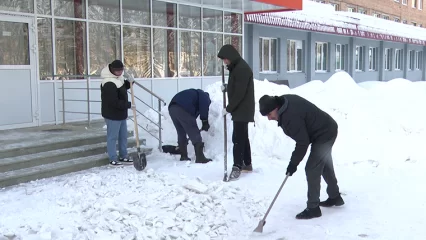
[245,0,426,45]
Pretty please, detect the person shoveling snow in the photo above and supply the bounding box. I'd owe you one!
[259,94,345,220]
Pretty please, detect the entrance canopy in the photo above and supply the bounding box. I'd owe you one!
[244,0,303,13]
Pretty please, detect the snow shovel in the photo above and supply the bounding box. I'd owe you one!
[129,81,147,171]
[221,65,228,182]
[253,174,290,233]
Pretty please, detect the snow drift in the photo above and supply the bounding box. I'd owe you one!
[142,71,426,166]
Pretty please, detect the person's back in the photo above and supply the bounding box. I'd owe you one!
[170,89,210,120]
[278,94,338,143]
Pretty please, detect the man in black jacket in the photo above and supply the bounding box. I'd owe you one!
[259,94,344,219]
[100,60,134,166]
[217,44,255,181]
[168,88,212,164]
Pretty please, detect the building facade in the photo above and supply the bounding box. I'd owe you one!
[0,0,248,130]
[245,2,426,88]
[0,0,302,131]
[314,0,425,27]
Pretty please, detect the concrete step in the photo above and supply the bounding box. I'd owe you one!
[0,134,106,159]
[0,140,142,173]
[0,148,152,189]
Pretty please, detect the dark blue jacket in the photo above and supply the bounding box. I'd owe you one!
[169,89,211,120]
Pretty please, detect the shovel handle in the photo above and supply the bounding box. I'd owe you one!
[261,174,290,222]
[130,83,140,148]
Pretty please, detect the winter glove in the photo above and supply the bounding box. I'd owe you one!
[286,162,298,176]
[221,84,227,92]
[124,72,135,83]
[201,120,210,132]
[222,108,229,116]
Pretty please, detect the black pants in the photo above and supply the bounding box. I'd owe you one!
[232,121,251,168]
[305,135,340,208]
[169,104,202,145]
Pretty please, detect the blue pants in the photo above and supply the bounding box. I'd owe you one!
[105,118,128,161]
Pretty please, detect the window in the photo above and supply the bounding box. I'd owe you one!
[382,15,390,20]
[369,47,378,71]
[55,19,87,79]
[335,44,346,71]
[395,49,403,70]
[358,8,366,14]
[287,40,303,72]
[415,51,422,70]
[203,33,223,76]
[89,23,121,75]
[412,0,417,8]
[409,50,423,71]
[179,31,202,77]
[123,26,152,78]
[355,46,364,71]
[384,48,392,70]
[373,13,380,18]
[409,50,415,70]
[403,0,408,5]
[259,37,278,72]
[403,20,408,24]
[395,0,400,2]
[347,7,355,12]
[315,42,328,71]
[394,18,400,22]
[419,0,423,9]
[331,3,340,11]
[412,22,417,26]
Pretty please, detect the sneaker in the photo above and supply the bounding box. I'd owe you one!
[228,166,241,181]
[109,160,123,166]
[295,207,322,220]
[241,164,253,172]
[319,194,345,207]
[119,157,133,163]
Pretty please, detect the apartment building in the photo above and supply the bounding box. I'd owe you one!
[313,0,425,27]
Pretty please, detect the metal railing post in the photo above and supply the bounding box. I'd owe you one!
[158,99,162,151]
[86,75,91,127]
[61,78,65,124]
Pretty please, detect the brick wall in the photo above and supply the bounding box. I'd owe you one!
[324,0,426,27]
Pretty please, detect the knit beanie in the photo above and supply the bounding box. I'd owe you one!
[259,95,279,116]
[109,60,124,71]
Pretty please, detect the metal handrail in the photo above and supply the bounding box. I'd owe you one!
[57,73,167,151]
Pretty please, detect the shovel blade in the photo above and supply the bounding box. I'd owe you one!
[253,220,266,233]
[132,152,147,171]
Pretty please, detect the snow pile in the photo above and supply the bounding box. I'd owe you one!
[3,71,426,239]
[140,71,426,166]
[0,168,268,240]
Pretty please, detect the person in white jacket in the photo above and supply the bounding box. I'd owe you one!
[100,60,134,165]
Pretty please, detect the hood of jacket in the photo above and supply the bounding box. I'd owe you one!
[217,44,241,65]
[101,66,124,88]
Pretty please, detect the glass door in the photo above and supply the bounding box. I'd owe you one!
[0,15,38,130]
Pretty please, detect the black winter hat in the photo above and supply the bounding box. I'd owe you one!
[259,95,279,116]
[109,59,124,71]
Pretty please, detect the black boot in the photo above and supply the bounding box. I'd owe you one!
[319,194,345,207]
[194,142,212,164]
[295,206,322,219]
[178,143,190,161]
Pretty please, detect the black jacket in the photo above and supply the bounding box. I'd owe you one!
[217,44,255,122]
[277,94,338,166]
[100,66,131,120]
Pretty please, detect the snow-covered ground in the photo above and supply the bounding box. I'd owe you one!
[2,71,426,240]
